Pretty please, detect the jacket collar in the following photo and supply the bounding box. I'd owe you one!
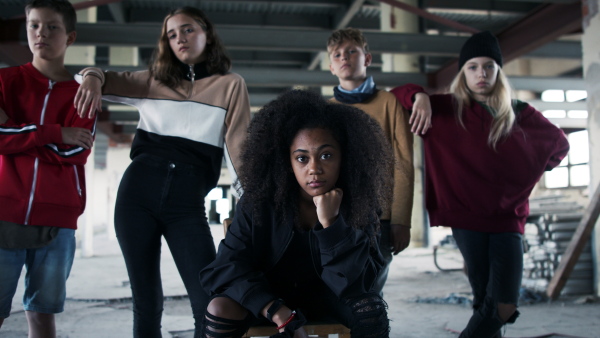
[178,61,211,81]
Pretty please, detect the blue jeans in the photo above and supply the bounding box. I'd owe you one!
[115,154,217,338]
[0,228,75,318]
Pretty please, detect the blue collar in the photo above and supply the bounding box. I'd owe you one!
[337,76,375,95]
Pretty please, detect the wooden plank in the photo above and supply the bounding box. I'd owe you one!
[547,181,600,299]
[244,323,350,338]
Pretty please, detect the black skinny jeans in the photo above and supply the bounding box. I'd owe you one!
[452,227,523,337]
[115,154,217,338]
[452,228,523,310]
[204,287,390,338]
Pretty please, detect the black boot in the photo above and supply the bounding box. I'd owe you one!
[458,310,504,338]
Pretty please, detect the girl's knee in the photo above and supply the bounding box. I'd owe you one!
[201,297,251,338]
[497,303,518,323]
[206,296,247,320]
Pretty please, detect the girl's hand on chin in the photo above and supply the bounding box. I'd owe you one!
[313,188,343,228]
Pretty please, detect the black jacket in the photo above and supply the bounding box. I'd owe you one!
[200,197,384,317]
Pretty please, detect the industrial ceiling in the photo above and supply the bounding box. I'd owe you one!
[0,0,586,166]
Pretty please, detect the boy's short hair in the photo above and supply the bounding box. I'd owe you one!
[25,0,77,33]
[327,28,370,54]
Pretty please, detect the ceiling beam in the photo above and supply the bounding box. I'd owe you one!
[429,1,582,90]
[527,100,588,111]
[374,0,480,33]
[9,0,123,20]
[65,65,583,91]
[107,2,126,24]
[5,23,579,59]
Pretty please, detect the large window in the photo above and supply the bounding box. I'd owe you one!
[544,130,589,188]
[539,89,588,189]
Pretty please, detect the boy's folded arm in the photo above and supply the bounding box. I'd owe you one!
[23,115,97,165]
[1,106,97,165]
[0,119,62,155]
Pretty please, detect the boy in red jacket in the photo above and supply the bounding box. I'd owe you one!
[0,1,95,336]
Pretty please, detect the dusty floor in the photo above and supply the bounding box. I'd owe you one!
[1,226,599,338]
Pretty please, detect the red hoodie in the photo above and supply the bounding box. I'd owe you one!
[392,84,569,234]
[0,63,96,229]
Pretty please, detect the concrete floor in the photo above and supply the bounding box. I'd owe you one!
[1,225,599,338]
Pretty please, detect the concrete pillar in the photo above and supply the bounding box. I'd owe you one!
[64,2,96,66]
[79,147,95,257]
[380,1,425,247]
[109,47,139,67]
[380,1,420,73]
[581,0,600,296]
[106,146,132,240]
[65,3,97,257]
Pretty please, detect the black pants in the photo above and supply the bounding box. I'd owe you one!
[204,285,389,338]
[452,228,523,337]
[115,154,217,338]
[374,220,392,295]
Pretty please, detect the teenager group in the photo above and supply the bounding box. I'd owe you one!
[0,1,569,338]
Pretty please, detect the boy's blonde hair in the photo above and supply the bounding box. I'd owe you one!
[327,28,370,54]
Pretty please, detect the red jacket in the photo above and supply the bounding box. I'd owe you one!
[0,63,96,229]
[392,84,570,234]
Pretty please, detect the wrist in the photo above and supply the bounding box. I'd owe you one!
[82,68,105,86]
[84,72,103,83]
[265,298,284,322]
[414,92,428,101]
[272,307,293,327]
[321,215,338,228]
[276,309,297,331]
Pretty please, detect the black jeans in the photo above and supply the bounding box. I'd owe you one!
[452,228,523,338]
[115,154,217,338]
[452,228,523,309]
[204,285,390,338]
[374,220,392,296]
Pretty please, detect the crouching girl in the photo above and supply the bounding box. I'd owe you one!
[199,90,393,337]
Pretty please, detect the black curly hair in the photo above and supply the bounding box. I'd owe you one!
[238,90,394,236]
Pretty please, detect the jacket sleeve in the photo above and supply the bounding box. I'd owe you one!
[519,105,570,171]
[199,200,277,317]
[0,107,96,166]
[313,216,384,298]
[0,86,63,155]
[390,98,414,227]
[390,83,426,112]
[77,68,150,106]
[223,76,251,198]
[0,119,62,155]
[547,133,570,171]
[22,114,97,166]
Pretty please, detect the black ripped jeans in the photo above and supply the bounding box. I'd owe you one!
[202,283,390,337]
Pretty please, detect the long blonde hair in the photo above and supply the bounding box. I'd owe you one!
[450,66,515,150]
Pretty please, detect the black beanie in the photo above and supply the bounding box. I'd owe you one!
[458,31,503,70]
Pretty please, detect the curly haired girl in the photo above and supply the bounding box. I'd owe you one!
[200,90,393,337]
